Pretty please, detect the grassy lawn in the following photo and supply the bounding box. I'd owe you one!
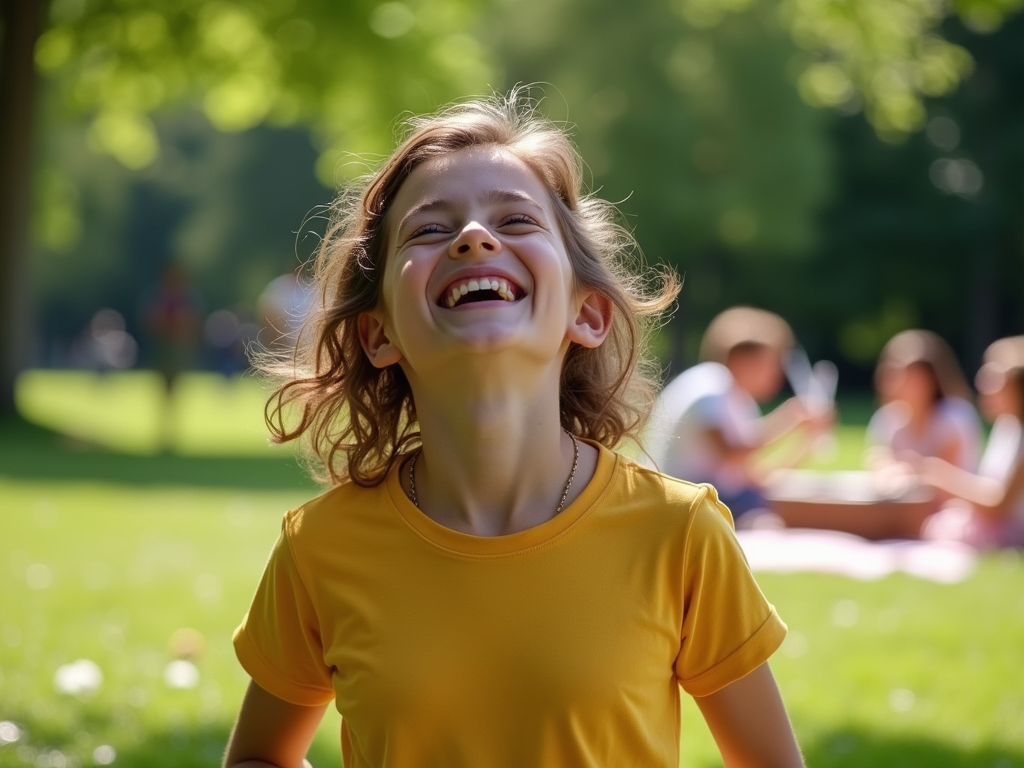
[2,371,1022,767]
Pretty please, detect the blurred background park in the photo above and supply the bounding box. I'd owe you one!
[1,0,1023,766]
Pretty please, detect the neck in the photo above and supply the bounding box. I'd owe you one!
[904,400,934,433]
[401,357,594,536]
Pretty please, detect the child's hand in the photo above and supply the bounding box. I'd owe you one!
[914,455,946,487]
[806,404,836,434]
[871,458,919,498]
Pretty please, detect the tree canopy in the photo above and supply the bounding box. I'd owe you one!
[33,0,493,182]
[32,0,1023,172]
[3,0,1023,414]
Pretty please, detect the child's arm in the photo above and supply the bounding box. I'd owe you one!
[920,455,1024,523]
[693,662,804,768]
[758,398,819,446]
[223,679,329,768]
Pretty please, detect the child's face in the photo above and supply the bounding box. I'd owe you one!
[359,146,601,375]
[887,362,938,410]
[729,346,784,403]
[977,364,1020,421]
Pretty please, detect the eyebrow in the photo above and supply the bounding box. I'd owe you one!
[396,189,544,234]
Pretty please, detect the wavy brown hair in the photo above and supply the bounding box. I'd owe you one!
[256,90,679,487]
[874,329,972,404]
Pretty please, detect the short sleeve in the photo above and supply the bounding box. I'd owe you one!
[942,397,983,469]
[233,515,336,706]
[686,394,725,434]
[865,405,896,449]
[674,485,787,697]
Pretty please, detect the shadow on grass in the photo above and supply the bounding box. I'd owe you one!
[99,724,339,768]
[0,718,338,768]
[802,727,1023,768]
[0,415,317,491]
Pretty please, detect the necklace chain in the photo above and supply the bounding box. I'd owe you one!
[407,431,580,517]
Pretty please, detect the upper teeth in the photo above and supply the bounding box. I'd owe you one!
[446,277,517,308]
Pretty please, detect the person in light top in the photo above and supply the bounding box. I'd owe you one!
[223,93,804,768]
[641,306,831,525]
[920,336,1024,548]
[865,329,982,476]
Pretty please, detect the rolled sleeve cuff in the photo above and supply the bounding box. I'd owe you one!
[680,609,788,698]
[233,623,336,707]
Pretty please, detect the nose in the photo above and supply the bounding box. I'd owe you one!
[449,220,501,258]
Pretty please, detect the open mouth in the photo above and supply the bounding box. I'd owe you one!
[440,276,524,309]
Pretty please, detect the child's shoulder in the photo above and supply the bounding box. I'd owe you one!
[612,451,735,530]
[280,475,390,539]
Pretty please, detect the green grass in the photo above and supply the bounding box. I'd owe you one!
[14,370,282,456]
[2,371,1023,767]
[0,479,342,768]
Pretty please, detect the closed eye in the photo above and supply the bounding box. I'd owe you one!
[406,223,450,241]
[500,213,541,228]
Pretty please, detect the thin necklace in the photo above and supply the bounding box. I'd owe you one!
[407,431,580,516]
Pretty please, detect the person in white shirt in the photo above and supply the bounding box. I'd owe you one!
[642,307,831,525]
[920,336,1024,548]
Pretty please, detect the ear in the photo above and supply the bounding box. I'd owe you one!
[358,310,404,368]
[567,290,614,349]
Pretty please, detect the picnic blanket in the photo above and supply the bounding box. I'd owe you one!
[737,528,977,584]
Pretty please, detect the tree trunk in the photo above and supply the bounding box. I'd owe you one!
[0,0,44,416]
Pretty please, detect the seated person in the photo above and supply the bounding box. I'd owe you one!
[642,306,831,525]
[866,330,982,492]
[920,336,1024,548]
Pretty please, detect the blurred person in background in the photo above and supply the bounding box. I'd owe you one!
[641,306,832,527]
[204,308,258,378]
[865,329,982,494]
[140,263,203,448]
[919,336,1024,548]
[257,269,315,351]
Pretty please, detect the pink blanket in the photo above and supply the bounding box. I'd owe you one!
[736,528,977,583]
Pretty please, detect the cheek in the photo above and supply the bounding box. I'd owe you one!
[995,385,1020,415]
[384,252,429,303]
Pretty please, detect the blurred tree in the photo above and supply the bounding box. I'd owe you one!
[0,0,46,416]
[491,1,833,369]
[807,12,1024,384]
[490,0,1023,377]
[5,0,1023,415]
[31,109,328,366]
[32,0,491,180]
[0,0,493,415]
[676,0,1022,142]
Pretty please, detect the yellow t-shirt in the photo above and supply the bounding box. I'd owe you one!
[234,442,786,768]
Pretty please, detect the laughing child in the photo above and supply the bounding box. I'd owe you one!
[223,92,804,768]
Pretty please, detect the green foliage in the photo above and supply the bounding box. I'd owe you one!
[780,0,974,138]
[677,0,1022,141]
[22,0,1024,383]
[36,0,493,182]
[800,14,1024,373]
[494,1,832,261]
[27,0,495,353]
[30,110,329,348]
[490,0,834,369]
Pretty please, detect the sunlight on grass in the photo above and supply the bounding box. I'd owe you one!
[15,370,282,456]
[3,476,1023,766]
[0,480,342,768]
[4,370,1023,767]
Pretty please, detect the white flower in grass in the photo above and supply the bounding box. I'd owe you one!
[163,659,200,689]
[54,659,103,696]
[93,744,117,765]
[0,720,22,744]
